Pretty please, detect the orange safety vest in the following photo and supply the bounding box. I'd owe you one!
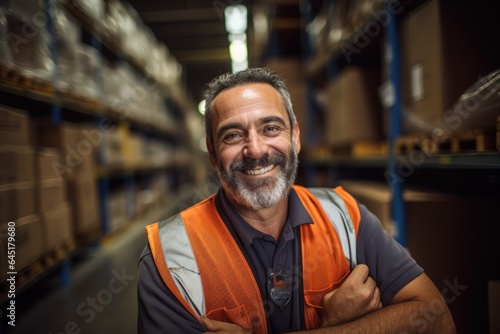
[146,185,361,333]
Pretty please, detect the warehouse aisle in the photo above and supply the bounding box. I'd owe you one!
[4,214,155,334]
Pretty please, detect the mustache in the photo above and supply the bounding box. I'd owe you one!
[229,153,287,173]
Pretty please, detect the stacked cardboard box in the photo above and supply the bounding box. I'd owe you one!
[36,148,73,251]
[0,105,43,278]
[401,0,500,135]
[323,67,382,147]
[36,122,100,239]
[340,180,499,333]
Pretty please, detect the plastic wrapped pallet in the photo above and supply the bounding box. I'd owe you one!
[4,10,54,81]
[327,0,349,49]
[101,0,122,44]
[306,5,328,54]
[347,0,385,30]
[72,0,104,27]
[6,0,44,17]
[53,4,81,94]
[73,43,102,102]
[444,68,500,135]
[0,9,13,68]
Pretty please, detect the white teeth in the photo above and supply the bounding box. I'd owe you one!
[245,165,274,175]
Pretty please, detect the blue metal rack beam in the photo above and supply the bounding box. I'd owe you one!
[386,7,406,247]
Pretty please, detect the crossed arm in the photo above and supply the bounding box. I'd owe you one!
[202,265,456,334]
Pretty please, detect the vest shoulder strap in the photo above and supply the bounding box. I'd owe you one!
[151,214,206,317]
[307,187,358,269]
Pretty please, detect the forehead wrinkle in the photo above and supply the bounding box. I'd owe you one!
[210,83,288,138]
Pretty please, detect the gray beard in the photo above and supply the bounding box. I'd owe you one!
[217,145,298,211]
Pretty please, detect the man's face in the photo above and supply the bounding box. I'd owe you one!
[207,83,301,210]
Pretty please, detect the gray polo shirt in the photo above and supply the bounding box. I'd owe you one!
[137,188,423,334]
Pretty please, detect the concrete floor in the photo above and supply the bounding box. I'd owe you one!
[1,206,170,334]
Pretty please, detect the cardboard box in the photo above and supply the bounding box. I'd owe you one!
[324,67,382,147]
[266,58,308,147]
[36,122,97,180]
[0,214,43,275]
[37,178,67,213]
[0,105,31,146]
[340,180,498,333]
[37,121,81,149]
[0,146,35,185]
[40,202,73,252]
[36,147,62,181]
[401,0,500,135]
[489,281,500,334]
[0,182,36,223]
[109,188,128,233]
[66,176,99,236]
[339,181,394,235]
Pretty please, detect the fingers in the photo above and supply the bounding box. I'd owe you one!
[200,316,251,334]
[346,265,383,312]
[346,264,370,285]
[200,316,216,331]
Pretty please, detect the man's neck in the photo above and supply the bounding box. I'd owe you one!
[227,195,289,241]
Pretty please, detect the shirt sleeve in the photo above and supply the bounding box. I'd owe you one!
[355,203,424,305]
[137,245,206,334]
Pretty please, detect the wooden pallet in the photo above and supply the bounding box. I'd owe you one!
[0,240,76,301]
[394,135,439,155]
[60,91,102,111]
[395,129,497,155]
[75,225,102,245]
[40,240,77,269]
[0,65,54,95]
[351,141,389,157]
[305,141,389,159]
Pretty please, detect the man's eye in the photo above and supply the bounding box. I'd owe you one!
[264,126,281,135]
[223,133,243,143]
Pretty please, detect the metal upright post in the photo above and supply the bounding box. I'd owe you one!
[387,8,406,246]
[45,0,70,286]
[300,0,317,187]
[44,0,61,124]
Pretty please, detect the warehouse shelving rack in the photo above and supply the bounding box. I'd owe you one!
[297,4,500,330]
[0,0,197,295]
[299,0,500,246]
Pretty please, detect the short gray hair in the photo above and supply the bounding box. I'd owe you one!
[203,67,296,150]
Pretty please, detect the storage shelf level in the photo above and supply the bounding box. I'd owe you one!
[302,153,500,169]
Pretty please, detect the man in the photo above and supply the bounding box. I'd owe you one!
[137,68,456,333]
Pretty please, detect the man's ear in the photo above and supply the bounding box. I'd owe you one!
[292,122,301,154]
[206,136,217,168]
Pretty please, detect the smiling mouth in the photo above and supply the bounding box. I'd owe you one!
[244,165,275,175]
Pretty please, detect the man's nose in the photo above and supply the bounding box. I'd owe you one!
[243,131,267,159]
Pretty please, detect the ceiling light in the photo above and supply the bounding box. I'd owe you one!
[229,40,248,63]
[198,99,206,115]
[224,5,247,34]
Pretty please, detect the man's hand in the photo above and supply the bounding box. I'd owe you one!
[200,316,252,334]
[321,264,382,327]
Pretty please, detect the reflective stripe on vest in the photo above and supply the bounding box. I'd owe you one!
[308,187,357,270]
[146,185,360,332]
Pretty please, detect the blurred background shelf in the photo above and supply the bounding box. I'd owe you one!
[1,0,499,333]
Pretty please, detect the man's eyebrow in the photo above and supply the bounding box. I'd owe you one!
[259,116,287,127]
[216,116,288,139]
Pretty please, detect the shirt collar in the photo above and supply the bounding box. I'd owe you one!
[215,187,313,248]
